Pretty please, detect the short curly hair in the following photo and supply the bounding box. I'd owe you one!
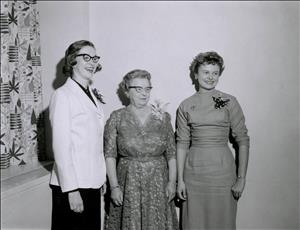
[189,51,225,80]
[120,69,151,92]
[63,40,102,77]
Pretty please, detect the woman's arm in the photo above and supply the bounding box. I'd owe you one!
[237,145,249,179]
[106,157,123,206]
[163,112,177,202]
[50,89,83,212]
[175,105,190,200]
[231,145,249,199]
[168,158,177,184]
[105,157,119,187]
[50,90,79,192]
[104,111,123,206]
[177,148,188,200]
[166,158,177,202]
[229,96,250,200]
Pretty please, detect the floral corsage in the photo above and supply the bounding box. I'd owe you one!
[92,88,106,104]
[151,100,169,121]
[212,95,230,109]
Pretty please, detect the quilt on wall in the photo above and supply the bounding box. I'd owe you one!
[0,0,45,169]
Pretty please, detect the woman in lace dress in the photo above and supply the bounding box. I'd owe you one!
[176,51,250,230]
[104,69,179,230]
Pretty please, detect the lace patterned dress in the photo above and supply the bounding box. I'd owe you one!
[104,107,179,230]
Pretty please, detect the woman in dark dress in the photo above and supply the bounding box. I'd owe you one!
[176,51,250,230]
[104,69,179,230]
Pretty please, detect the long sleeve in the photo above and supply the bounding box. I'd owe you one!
[104,111,119,158]
[175,104,191,150]
[229,97,250,147]
[164,112,176,161]
[49,90,78,192]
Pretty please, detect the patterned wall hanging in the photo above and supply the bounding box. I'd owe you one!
[0,0,45,170]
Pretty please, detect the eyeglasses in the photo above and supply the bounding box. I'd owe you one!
[76,53,100,63]
[128,86,153,93]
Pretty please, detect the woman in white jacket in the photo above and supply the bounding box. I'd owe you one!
[49,40,106,230]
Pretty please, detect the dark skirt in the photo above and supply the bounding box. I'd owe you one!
[50,185,101,230]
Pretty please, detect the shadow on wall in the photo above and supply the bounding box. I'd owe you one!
[52,58,68,90]
[37,58,67,171]
[229,130,240,175]
[116,80,130,106]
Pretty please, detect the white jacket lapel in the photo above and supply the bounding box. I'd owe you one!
[89,86,104,116]
[65,78,102,116]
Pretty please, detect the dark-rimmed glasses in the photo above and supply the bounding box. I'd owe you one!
[128,86,153,93]
[76,54,100,63]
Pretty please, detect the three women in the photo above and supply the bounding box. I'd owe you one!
[50,42,249,230]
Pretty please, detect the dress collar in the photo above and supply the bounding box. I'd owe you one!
[197,88,217,96]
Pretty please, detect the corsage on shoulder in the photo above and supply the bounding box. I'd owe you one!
[92,88,106,104]
[151,99,169,121]
[212,95,230,109]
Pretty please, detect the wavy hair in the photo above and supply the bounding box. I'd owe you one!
[63,40,102,77]
[189,51,225,82]
[120,69,152,92]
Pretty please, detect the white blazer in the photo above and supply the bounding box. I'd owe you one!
[49,78,106,192]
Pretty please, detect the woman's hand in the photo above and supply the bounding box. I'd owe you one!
[231,178,246,200]
[177,180,187,200]
[68,190,84,213]
[165,181,176,202]
[111,187,123,206]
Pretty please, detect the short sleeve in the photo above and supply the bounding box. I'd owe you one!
[175,104,191,150]
[104,111,119,158]
[229,97,250,147]
[164,112,176,161]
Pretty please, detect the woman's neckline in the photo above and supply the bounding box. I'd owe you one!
[127,105,152,126]
[197,88,217,95]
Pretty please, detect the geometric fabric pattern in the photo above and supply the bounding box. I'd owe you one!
[1,0,45,169]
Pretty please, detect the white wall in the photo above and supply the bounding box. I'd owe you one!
[89,2,299,229]
[39,1,90,110]
[39,1,91,159]
[38,1,299,229]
